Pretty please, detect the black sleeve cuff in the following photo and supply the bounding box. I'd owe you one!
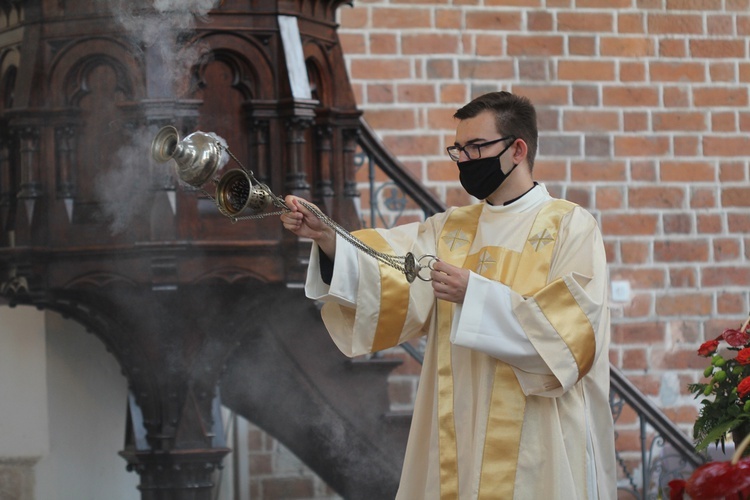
[318,246,334,285]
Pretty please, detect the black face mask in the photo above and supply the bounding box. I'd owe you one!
[457,143,518,200]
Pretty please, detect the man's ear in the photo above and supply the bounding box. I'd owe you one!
[512,138,528,164]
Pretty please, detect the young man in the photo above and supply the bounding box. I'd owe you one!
[281,91,617,499]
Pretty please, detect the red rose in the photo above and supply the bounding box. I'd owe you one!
[738,348,750,366]
[724,328,750,347]
[739,377,750,399]
[699,339,720,357]
[668,478,686,500]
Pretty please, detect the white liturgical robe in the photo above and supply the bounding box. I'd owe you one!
[306,184,617,500]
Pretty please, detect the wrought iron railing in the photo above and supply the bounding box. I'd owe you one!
[354,117,706,499]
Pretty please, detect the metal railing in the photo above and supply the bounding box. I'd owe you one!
[354,117,706,499]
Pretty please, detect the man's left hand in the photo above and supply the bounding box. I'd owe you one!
[430,260,470,303]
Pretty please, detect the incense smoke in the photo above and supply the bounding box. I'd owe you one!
[95,0,221,235]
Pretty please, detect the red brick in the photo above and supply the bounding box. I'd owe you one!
[704,136,750,157]
[602,213,658,235]
[596,186,625,210]
[709,63,736,84]
[631,161,658,181]
[622,347,648,368]
[569,36,596,56]
[719,162,747,181]
[397,84,435,103]
[351,59,410,80]
[475,35,504,56]
[402,34,460,55]
[465,10,522,30]
[563,111,619,132]
[654,239,709,262]
[614,136,670,157]
[663,213,692,234]
[339,6,368,28]
[629,187,685,208]
[648,14,704,34]
[572,85,599,106]
[667,0,722,9]
[557,12,614,32]
[507,35,564,56]
[711,111,737,132]
[603,86,659,107]
[340,34,365,54]
[363,109,417,130]
[661,161,716,182]
[690,39,746,59]
[728,213,750,233]
[623,112,648,132]
[674,136,700,157]
[656,293,712,316]
[370,33,397,54]
[697,213,721,233]
[383,134,441,156]
[427,160,458,182]
[566,188,591,208]
[558,60,615,81]
[511,85,569,105]
[371,8,431,28]
[528,11,553,31]
[714,237,741,261]
[722,187,750,207]
[653,111,706,131]
[620,62,646,82]
[717,292,746,315]
[702,267,750,287]
[367,83,395,104]
[436,8,461,28]
[649,62,705,82]
[533,160,567,181]
[426,59,454,79]
[670,267,697,288]
[663,86,690,107]
[621,241,649,263]
[458,60,515,80]
[660,39,687,58]
[619,13,645,33]
[600,37,654,57]
[612,321,666,344]
[436,85,465,105]
[707,15,735,36]
[694,87,749,107]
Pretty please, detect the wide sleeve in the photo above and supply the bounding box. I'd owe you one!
[306,211,452,358]
[452,207,608,397]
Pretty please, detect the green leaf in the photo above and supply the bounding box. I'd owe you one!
[696,419,742,452]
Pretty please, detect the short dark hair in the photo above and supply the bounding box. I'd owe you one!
[453,91,538,170]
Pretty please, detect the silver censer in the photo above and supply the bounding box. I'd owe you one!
[151,126,436,283]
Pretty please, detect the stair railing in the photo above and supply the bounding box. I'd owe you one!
[353,117,706,499]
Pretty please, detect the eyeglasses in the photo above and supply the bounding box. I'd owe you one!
[446,135,515,162]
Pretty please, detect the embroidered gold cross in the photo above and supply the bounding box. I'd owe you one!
[528,229,555,251]
[442,229,471,251]
[476,250,496,274]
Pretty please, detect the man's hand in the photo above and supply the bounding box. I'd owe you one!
[430,260,470,303]
[280,195,336,259]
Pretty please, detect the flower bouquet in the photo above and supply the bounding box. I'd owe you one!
[689,318,750,453]
[668,432,750,499]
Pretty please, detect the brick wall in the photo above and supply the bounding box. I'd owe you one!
[237,1,750,496]
[339,0,750,432]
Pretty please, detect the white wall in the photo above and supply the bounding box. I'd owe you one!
[0,306,49,459]
[0,306,139,499]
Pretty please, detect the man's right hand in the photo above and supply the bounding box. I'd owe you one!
[280,195,336,259]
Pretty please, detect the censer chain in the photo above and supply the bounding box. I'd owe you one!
[216,144,409,276]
